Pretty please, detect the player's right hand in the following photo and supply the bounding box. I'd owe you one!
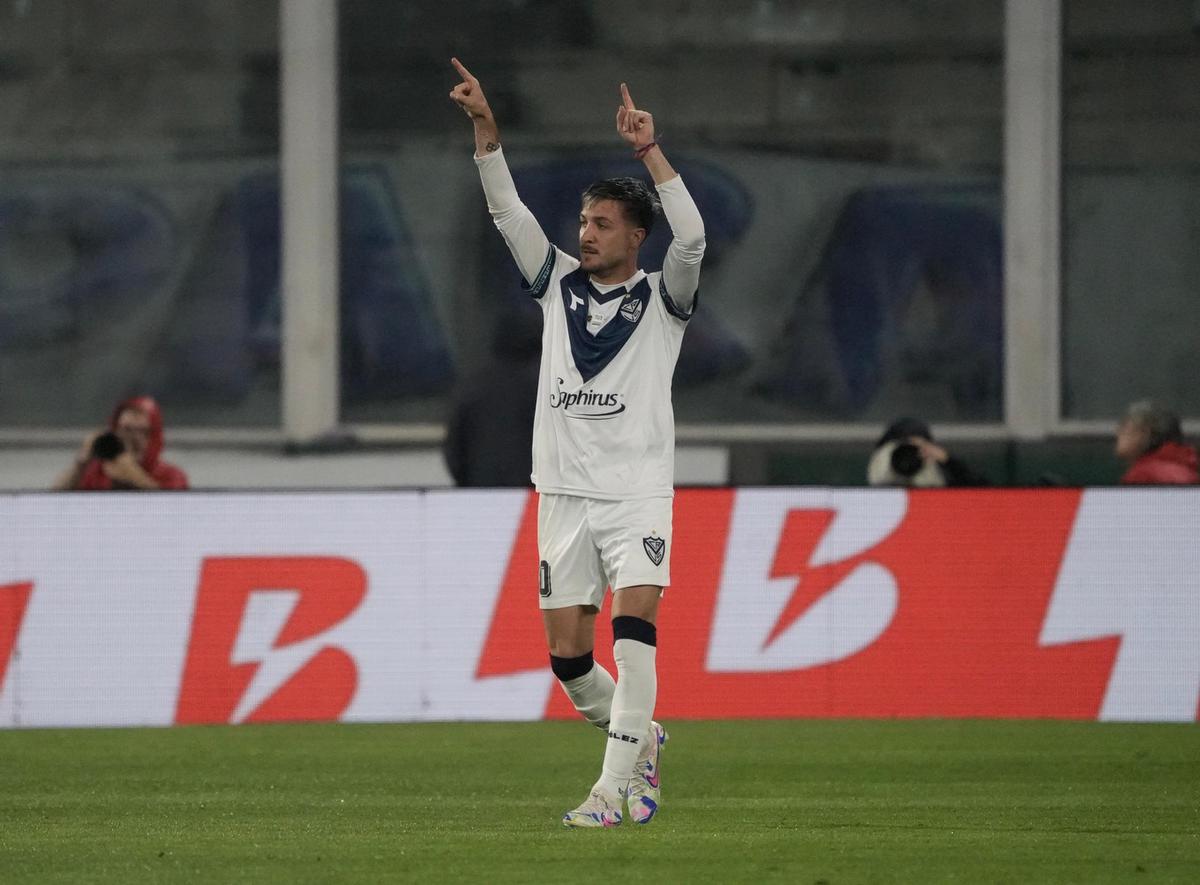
[449,57,491,120]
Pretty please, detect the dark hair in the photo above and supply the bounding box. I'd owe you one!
[876,417,933,448]
[1125,400,1184,453]
[581,177,661,234]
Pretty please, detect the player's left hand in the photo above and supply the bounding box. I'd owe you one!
[616,83,655,150]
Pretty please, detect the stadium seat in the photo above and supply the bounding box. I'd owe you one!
[0,187,175,348]
[760,185,1003,414]
[165,164,455,402]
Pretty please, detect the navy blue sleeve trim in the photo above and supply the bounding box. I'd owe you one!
[659,276,698,321]
[522,245,556,300]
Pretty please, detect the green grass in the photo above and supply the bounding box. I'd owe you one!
[1,720,1198,883]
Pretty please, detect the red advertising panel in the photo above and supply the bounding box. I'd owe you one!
[0,582,33,692]
[177,557,367,725]
[480,490,1125,720]
[1,489,1197,727]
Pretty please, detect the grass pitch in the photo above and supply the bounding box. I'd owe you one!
[1,719,1197,883]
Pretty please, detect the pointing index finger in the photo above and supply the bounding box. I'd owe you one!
[451,57,475,82]
[620,82,635,111]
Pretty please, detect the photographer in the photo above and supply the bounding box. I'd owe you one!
[867,417,988,488]
[54,396,189,491]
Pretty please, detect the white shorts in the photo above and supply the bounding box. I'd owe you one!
[537,493,673,610]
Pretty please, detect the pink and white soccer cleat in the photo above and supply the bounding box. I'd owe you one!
[627,721,668,824]
[562,787,624,829]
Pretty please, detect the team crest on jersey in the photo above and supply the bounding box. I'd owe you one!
[619,294,643,324]
[642,535,665,566]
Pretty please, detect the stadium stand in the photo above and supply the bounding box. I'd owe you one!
[161,164,455,403]
[760,185,1002,416]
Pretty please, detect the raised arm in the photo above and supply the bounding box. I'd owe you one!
[616,83,675,185]
[617,83,705,308]
[449,56,501,158]
[449,57,552,287]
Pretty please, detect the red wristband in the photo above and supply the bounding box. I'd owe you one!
[633,141,659,159]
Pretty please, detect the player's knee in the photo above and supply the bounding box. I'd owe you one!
[612,615,657,648]
[550,650,595,682]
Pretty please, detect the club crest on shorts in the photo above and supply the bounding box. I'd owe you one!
[642,535,665,566]
[619,294,643,324]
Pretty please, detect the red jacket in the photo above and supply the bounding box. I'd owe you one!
[77,396,190,491]
[1120,441,1199,486]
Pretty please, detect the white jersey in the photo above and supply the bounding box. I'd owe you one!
[475,148,706,501]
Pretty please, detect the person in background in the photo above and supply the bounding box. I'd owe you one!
[1116,400,1198,485]
[54,395,189,491]
[443,308,541,488]
[867,417,989,487]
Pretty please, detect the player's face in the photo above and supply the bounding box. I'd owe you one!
[579,198,645,281]
[115,408,153,460]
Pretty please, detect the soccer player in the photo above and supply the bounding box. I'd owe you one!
[450,58,705,828]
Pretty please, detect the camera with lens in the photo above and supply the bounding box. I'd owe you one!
[889,441,924,479]
[867,439,946,488]
[90,431,125,461]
